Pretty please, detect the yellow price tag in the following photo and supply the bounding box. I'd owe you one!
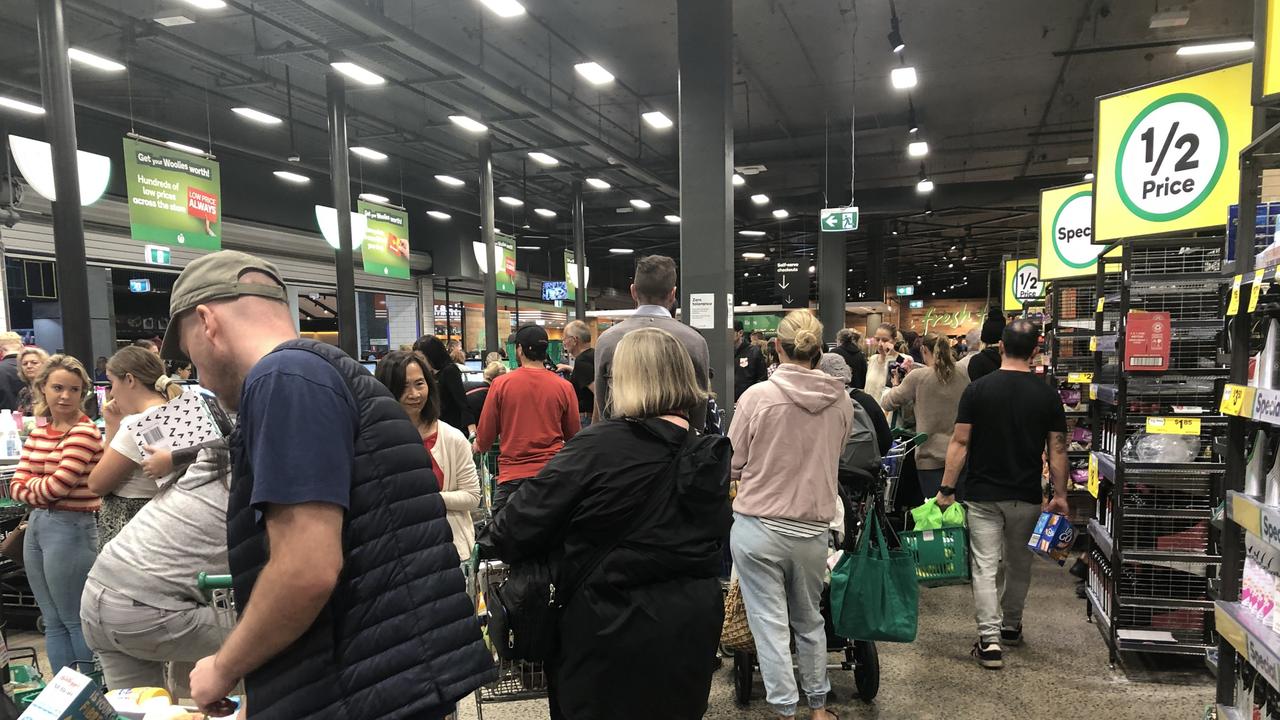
[1220,384,1256,417]
[1087,454,1099,498]
[1146,416,1201,435]
[1089,336,1098,352]
[1226,274,1243,316]
[1067,372,1094,384]
[1095,297,1105,314]
[1089,384,1098,401]
[1251,268,1268,313]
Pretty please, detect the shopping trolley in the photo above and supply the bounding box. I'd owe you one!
[731,430,928,708]
[466,548,548,719]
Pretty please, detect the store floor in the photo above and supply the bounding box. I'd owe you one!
[456,562,1211,719]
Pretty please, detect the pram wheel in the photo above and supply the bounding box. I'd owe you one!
[732,651,753,707]
[852,640,879,702]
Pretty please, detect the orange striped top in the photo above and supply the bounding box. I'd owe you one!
[10,417,103,512]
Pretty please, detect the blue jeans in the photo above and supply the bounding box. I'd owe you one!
[730,514,829,716]
[25,509,97,672]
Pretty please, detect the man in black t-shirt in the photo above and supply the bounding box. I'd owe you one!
[937,319,1068,671]
[732,321,768,401]
[558,320,596,428]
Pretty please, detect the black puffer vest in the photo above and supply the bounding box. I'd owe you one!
[227,339,495,719]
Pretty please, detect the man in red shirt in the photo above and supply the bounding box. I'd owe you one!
[473,325,580,514]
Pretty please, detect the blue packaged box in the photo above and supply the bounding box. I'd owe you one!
[1027,511,1076,565]
[18,667,114,720]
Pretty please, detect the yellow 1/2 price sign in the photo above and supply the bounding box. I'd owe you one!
[1087,454,1100,499]
[1221,384,1257,417]
[1146,416,1202,435]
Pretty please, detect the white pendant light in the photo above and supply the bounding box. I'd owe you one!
[8,135,111,206]
[315,205,369,250]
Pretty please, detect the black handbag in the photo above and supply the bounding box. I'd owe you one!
[486,425,692,663]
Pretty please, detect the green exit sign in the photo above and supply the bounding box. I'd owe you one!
[909,299,924,309]
[820,206,859,232]
[145,244,171,266]
[896,285,915,296]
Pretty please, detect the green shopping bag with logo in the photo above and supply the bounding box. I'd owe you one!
[830,508,919,642]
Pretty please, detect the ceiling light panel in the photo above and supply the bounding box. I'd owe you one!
[528,151,558,166]
[448,115,488,133]
[0,96,45,115]
[427,210,451,220]
[907,141,929,157]
[575,61,615,85]
[890,66,918,89]
[585,177,610,190]
[435,174,464,186]
[358,192,390,204]
[274,170,309,184]
[642,111,673,129]
[534,208,556,217]
[478,0,526,18]
[750,194,769,205]
[68,48,126,72]
[232,107,282,124]
[350,146,388,161]
[629,199,651,209]
[499,195,524,206]
[330,61,385,86]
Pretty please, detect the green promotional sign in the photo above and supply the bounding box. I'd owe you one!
[495,232,516,294]
[563,249,577,302]
[122,137,221,250]
[357,200,410,279]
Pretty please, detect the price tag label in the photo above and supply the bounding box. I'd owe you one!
[1227,274,1243,316]
[1087,454,1099,498]
[1067,372,1094,384]
[1089,336,1098,352]
[1095,297,1105,314]
[1146,416,1201,435]
[1089,384,1098,401]
[1251,268,1269,313]
[1221,383,1256,417]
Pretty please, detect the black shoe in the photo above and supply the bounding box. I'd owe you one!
[1000,625,1023,647]
[972,639,1003,669]
[1069,558,1088,580]
[1075,582,1088,599]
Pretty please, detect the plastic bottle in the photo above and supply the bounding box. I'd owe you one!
[0,410,19,458]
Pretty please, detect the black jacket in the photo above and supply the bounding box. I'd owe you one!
[463,380,490,428]
[227,340,494,719]
[0,355,23,411]
[967,346,1002,382]
[481,418,731,719]
[834,344,868,391]
[733,340,768,400]
[436,362,473,429]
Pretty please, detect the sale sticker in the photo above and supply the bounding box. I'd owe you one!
[1146,416,1201,435]
[1227,274,1243,316]
[1087,453,1100,498]
[1094,63,1252,243]
[1067,372,1094,384]
[1252,268,1269,313]
[1221,383,1257,417]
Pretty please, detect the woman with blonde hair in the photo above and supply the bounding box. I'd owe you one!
[480,327,731,720]
[10,354,103,673]
[15,346,49,415]
[728,310,852,720]
[881,332,970,497]
[87,346,184,548]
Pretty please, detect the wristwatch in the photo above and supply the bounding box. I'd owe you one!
[938,486,957,497]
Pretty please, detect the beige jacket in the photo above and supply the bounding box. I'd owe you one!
[427,420,481,561]
[880,365,970,470]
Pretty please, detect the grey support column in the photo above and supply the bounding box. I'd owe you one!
[572,180,586,321]
[326,69,358,358]
[867,221,885,308]
[818,233,846,344]
[677,0,734,418]
[35,0,92,367]
[479,139,499,355]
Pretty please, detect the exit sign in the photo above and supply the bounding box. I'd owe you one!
[895,284,915,296]
[820,206,859,232]
[909,299,924,309]
[145,244,171,266]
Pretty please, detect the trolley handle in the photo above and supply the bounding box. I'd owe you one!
[197,572,233,592]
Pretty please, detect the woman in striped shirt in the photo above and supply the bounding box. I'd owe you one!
[10,354,103,673]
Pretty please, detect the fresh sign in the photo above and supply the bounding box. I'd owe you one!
[820,206,859,232]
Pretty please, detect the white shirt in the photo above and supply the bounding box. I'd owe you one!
[108,413,162,499]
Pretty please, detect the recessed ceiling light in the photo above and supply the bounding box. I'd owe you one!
[742,252,766,260]
[350,146,388,161]
[665,214,681,223]
[232,107,283,125]
[891,66,918,89]
[164,140,204,155]
[427,210,451,220]
[534,208,556,218]
[808,265,815,273]
[0,96,45,115]
[739,230,766,237]
[575,61,615,85]
[499,195,524,206]
[448,115,488,133]
[273,170,309,184]
[772,209,789,219]
[585,177,611,190]
[359,192,390,204]
[642,111,673,129]
[528,151,559,166]
[181,0,226,8]
[435,174,464,186]
[630,198,651,210]
[917,178,935,194]
[478,0,526,18]
[1084,172,1095,181]
[908,141,929,157]
[1176,39,1254,56]
[751,194,769,205]
[154,15,195,26]
[732,173,745,186]
[67,48,126,72]
[609,248,635,254]
[330,61,385,86]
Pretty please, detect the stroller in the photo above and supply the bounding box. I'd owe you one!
[731,431,926,707]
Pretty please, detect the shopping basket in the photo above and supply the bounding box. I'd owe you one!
[466,547,547,719]
[899,526,970,587]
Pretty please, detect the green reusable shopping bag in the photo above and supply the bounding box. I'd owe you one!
[910,499,966,531]
[830,509,920,642]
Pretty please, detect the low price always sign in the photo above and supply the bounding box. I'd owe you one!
[123,137,221,250]
[357,200,410,279]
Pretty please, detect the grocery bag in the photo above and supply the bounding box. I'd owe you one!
[910,498,966,531]
[830,509,919,642]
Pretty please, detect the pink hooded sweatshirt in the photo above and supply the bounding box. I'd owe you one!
[728,363,854,524]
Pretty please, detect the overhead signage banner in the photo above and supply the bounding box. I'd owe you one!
[563,249,577,302]
[356,200,410,279]
[122,137,221,250]
[495,233,516,294]
[1038,183,1121,280]
[1093,62,1252,243]
[1003,257,1043,312]
[775,259,809,308]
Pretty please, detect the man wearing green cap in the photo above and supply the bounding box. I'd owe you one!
[163,250,493,718]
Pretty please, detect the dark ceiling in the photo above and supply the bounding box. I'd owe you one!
[0,0,1257,304]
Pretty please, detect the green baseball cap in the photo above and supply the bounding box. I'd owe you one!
[161,250,288,359]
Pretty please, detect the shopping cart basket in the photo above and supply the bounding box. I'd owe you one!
[467,548,547,719]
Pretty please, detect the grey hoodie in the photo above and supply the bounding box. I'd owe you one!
[728,363,854,523]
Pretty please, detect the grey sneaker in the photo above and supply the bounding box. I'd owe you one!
[972,639,1003,669]
[1001,625,1023,647]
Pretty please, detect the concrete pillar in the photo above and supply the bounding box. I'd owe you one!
[326,69,358,358]
[818,233,846,344]
[572,180,587,321]
[479,139,499,356]
[85,267,115,363]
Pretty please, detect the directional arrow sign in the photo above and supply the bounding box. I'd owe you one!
[775,260,809,308]
[820,206,859,232]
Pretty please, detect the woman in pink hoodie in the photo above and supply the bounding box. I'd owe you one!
[727,310,852,720]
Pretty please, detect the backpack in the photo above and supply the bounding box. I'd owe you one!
[839,396,881,483]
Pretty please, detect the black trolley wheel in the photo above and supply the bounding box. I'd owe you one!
[852,640,880,703]
[732,651,753,707]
